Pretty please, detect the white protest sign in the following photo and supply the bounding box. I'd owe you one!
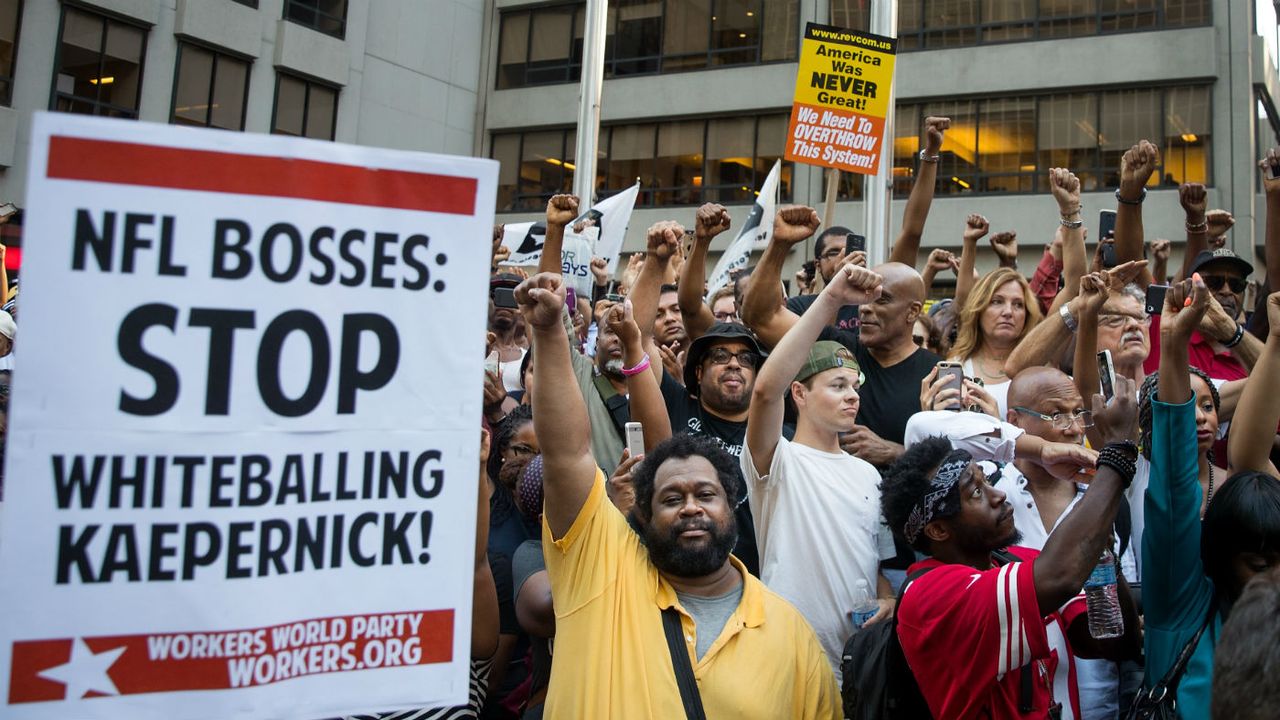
[0,113,495,720]
[498,182,639,271]
[705,160,781,296]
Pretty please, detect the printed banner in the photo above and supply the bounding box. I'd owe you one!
[705,160,781,297]
[0,113,496,719]
[498,182,639,272]
[784,23,897,175]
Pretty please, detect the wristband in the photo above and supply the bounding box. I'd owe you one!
[1059,303,1079,332]
[1060,218,1084,229]
[1222,323,1246,348]
[1115,187,1147,205]
[1096,443,1138,489]
[621,353,651,377]
[918,149,940,163]
[1185,220,1208,233]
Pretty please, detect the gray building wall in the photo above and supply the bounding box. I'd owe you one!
[0,0,486,205]
[485,0,1279,279]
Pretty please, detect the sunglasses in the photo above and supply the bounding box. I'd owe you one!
[705,347,759,368]
[1200,275,1247,294]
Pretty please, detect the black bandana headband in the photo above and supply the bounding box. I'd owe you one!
[904,448,970,545]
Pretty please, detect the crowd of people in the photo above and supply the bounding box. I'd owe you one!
[407,120,1280,720]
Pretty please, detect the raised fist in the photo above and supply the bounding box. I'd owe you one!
[604,300,642,348]
[772,205,821,246]
[1149,239,1171,263]
[824,263,884,307]
[695,203,732,240]
[590,256,609,285]
[546,194,579,227]
[1077,271,1110,317]
[923,116,950,154]
[1048,168,1081,212]
[927,248,957,273]
[1164,275,1211,340]
[989,231,1018,263]
[1268,291,1280,340]
[514,272,567,330]
[645,220,684,261]
[1119,140,1159,197]
[1179,183,1207,219]
[1260,148,1280,196]
[963,214,990,243]
[1206,209,1234,240]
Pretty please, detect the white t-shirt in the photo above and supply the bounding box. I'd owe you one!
[740,436,896,679]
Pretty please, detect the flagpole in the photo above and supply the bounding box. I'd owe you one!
[863,0,897,266]
[572,0,608,208]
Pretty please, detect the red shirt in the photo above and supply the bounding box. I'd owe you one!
[1142,314,1247,381]
[897,547,1086,720]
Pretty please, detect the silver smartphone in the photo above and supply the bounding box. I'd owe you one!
[625,421,644,457]
[1097,349,1116,401]
[936,361,964,411]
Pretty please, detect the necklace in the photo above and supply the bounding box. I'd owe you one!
[1206,463,1215,507]
[977,354,1009,380]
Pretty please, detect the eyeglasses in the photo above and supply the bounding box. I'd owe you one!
[713,312,740,322]
[819,248,844,261]
[1200,275,1247,294]
[1012,406,1094,430]
[705,347,759,368]
[1098,312,1150,329]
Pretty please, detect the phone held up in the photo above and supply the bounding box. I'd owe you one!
[1097,349,1116,402]
[1145,284,1170,316]
[845,233,866,255]
[935,361,964,411]
[625,422,644,458]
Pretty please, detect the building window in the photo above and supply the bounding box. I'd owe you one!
[51,5,146,118]
[496,0,798,90]
[171,43,250,130]
[492,114,793,212]
[0,1,22,106]
[881,85,1210,199]
[272,73,338,140]
[831,0,1209,50]
[284,0,346,39]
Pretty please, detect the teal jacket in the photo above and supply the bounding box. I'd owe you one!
[1143,396,1222,717]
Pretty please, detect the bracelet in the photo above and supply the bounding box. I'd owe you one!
[1103,440,1140,458]
[1115,187,1147,205]
[1059,303,1079,332]
[918,149,940,163]
[1060,218,1084,229]
[1222,323,1246,348]
[1096,444,1138,489]
[620,353,651,377]
[1185,220,1208,233]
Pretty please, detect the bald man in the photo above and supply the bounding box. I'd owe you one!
[745,257,940,466]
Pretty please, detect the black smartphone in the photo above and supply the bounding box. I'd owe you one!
[1145,284,1170,315]
[604,293,625,304]
[1100,242,1118,269]
[936,361,964,411]
[493,287,518,309]
[845,233,866,254]
[1097,349,1116,401]
[1099,209,1117,240]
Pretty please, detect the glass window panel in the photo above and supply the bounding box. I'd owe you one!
[55,7,148,118]
[755,115,792,199]
[497,12,529,89]
[1100,0,1156,33]
[285,0,347,37]
[979,97,1036,192]
[761,0,798,61]
[897,0,923,48]
[924,100,977,194]
[655,120,704,205]
[273,74,306,135]
[520,131,566,202]
[711,0,758,66]
[527,6,573,85]
[101,22,143,113]
[492,134,521,211]
[210,55,249,130]
[0,0,21,104]
[304,83,336,140]
[1039,0,1097,38]
[1099,88,1160,186]
[663,0,711,70]
[892,104,919,197]
[1165,0,1209,27]
[610,0,662,75]
[706,116,755,202]
[563,129,578,192]
[607,123,656,192]
[922,0,978,48]
[1163,85,1210,185]
[1038,93,1100,191]
[173,44,213,127]
[830,0,869,31]
[982,0,1034,43]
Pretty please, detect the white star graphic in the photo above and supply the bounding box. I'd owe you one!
[37,638,127,700]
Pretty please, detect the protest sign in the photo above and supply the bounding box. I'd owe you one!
[0,113,496,719]
[498,182,639,271]
[784,23,897,175]
[705,160,781,296]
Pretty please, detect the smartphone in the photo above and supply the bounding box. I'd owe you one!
[845,233,867,254]
[1145,284,1170,316]
[604,293,625,304]
[625,422,644,457]
[1098,209,1117,241]
[0,203,16,221]
[1100,242,1118,269]
[1268,160,1280,181]
[1097,349,1116,401]
[936,361,964,411]
[565,287,577,314]
[493,287,518,309]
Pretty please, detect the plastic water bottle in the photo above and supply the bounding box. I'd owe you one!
[1085,548,1124,639]
[849,578,879,629]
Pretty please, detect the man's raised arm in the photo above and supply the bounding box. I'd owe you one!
[630,220,681,383]
[679,203,732,340]
[517,272,599,537]
[740,211,815,349]
[538,194,579,276]
[889,116,949,267]
[1113,141,1157,288]
[1229,291,1280,475]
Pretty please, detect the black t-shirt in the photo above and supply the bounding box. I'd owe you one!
[786,294,860,331]
[661,371,762,577]
[819,326,940,446]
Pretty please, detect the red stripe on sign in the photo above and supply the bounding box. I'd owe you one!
[7,609,455,703]
[46,136,478,215]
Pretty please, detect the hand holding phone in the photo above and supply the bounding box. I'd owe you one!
[625,422,644,457]
[936,362,964,411]
[845,233,866,254]
[1097,350,1116,401]
[493,287,518,309]
[1145,284,1170,315]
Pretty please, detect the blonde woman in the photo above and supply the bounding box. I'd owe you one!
[949,267,1042,418]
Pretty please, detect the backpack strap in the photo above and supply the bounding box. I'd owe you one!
[661,607,708,720]
[989,550,1038,714]
[591,372,630,438]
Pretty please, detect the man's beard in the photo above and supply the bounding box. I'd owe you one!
[601,358,625,377]
[950,512,1022,555]
[701,375,750,415]
[644,515,738,578]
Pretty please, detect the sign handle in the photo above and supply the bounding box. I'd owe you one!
[821,167,840,245]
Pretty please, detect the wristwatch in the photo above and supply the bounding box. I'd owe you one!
[1059,304,1078,333]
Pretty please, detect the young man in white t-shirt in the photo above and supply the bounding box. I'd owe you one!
[742,206,897,678]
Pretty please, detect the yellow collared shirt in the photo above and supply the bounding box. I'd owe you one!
[541,472,840,719]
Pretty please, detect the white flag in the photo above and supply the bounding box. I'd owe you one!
[497,182,639,272]
[705,160,781,297]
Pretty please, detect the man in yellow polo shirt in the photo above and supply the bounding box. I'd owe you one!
[516,270,840,719]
